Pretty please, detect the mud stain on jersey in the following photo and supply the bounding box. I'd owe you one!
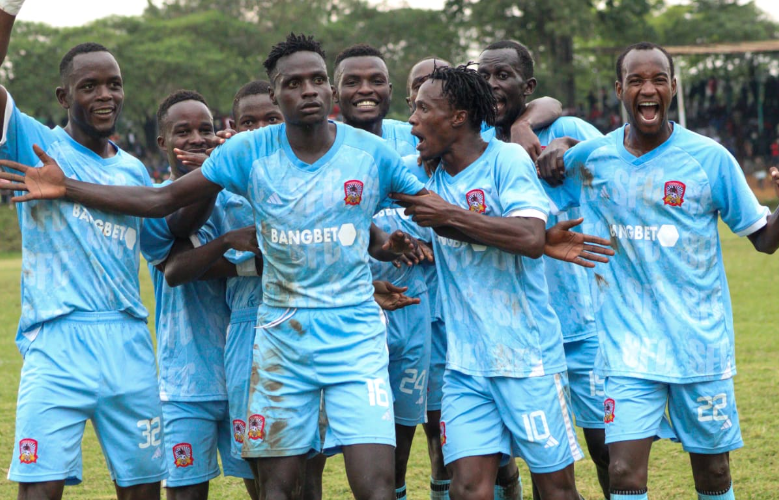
[579,166,594,187]
[594,273,609,290]
[289,319,305,335]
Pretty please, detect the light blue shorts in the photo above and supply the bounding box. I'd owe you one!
[387,291,431,426]
[9,312,167,487]
[243,302,395,458]
[604,376,743,454]
[440,369,583,474]
[563,336,605,429]
[426,318,447,412]
[162,400,253,487]
[224,308,257,459]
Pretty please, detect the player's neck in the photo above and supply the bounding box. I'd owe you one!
[346,118,383,138]
[495,105,527,141]
[624,121,673,157]
[64,122,117,159]
[441,133,488,176]
[286,119,337,164]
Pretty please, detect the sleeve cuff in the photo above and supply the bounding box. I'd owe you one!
[236,258,259,277]
[0,92,13,148]
[507,208,548,223]
[735,207,770,237]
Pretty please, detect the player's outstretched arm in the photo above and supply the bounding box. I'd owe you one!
[510,96,563,162]
[537,137,580,186]
[545,217,614,268]
[162,225,260,287]
[0,2,24,135]
[392,191,546,257]
[0,145,222,217]
[747,167,779,254]
[373,280,420,311]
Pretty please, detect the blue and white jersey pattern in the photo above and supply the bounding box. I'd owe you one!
[140,183,230,401]
[201,121,425,309]
[536,117,603,342]
[0,93,150,353]
[201,190,262,312]
[555,123,769,382]
[381,119,418,157]
[428,138,565,378]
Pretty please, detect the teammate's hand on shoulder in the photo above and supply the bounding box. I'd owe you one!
[373,280,420,311]
[510,120,542,162]
[391,191,453,227]
[770,167,779,199]
[544,217,614,268]
[0,144,67,201]
[225,225,260,254]
[537,138,570,186]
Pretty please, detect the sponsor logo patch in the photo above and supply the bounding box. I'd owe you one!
[604,398,616,424]
[19,439,38,464]
[466,189,487,213]
[344,180,364,206]
[248,414,266,441]
[233,419,246,444]
[172,443,194,468]
[663,181,685,207]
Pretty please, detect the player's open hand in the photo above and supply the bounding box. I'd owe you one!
[536,139,569,186]
[510,120,543,162]
[545,217,614,268]
[391,191,453,227]
[0,144,67,201]
[373,280,420,311]
[225,225,260,255]
[770,167,779,199]
[391,234,434,268]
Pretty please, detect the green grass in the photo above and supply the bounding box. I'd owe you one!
[1,226,778,499]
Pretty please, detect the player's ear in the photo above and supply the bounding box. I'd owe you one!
[615,79,623,101]
[671,77,678,97]
[157,134,166,150]
[406,96,412,112]
[55,86,70,109]
[269,87,277,106]
[388,82,393,99]
[227,118,236,130]
[451,109,468,129]
[524,78,537,96]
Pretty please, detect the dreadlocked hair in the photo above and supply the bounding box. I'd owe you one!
[429,63,496,130]
[263,33,326,82]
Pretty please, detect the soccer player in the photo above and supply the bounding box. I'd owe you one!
[140,89,258,500]
[392,64,584,500]
[477,40,609,498]
[537,42,779,500]
[0,4,166,499]
[1,33,430,500]
[230,80,284,131]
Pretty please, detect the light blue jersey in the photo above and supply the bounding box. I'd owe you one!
[536,117,603,342]
[201,121,425,309]
[381,119,418,157]
[202,190,263,312]
[0,94,150,354]
[556,123,769,383]
[140,184,230,401]
[428,138,565,378]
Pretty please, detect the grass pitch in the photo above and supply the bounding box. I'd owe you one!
[0,225,777,499]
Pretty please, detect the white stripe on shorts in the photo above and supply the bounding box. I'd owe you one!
[554,373,584,461]
[255,308,296,330]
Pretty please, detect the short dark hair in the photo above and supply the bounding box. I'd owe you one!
[429,63,496,130]
[263,33,326,83]
[156,89,209,131]
[232,80,272,118]
[59,42,112,83]
[334,44,385,69]
[616,42,675,82]
[483,40,534,80]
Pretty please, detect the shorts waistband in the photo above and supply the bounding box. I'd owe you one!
[54,311,141,324]
[230,307,258,324]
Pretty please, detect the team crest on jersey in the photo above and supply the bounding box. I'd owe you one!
[663,181,686,207]
[248,414,266,441]
[233,419,247,444]
[439,421,447,446]
[344,180,364,206]
[466,189,487,213]
[173,443,194,468]
[19,439,38,464]
[604,398,616,424]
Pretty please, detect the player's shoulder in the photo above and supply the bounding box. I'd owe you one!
[669,124,733,165]
[489,136,533,166]
[381,118,411,137]
[340,121,401,161]
[217,123,284,158]
[566,127,616,165]
[549,116,602,139]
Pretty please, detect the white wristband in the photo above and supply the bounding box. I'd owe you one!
[237,258,258,277]
[0,0,25,16]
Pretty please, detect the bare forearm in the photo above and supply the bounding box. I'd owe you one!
[749,209,779,254]
[445,208,545,256]
[368,224,399,262]
[166,196,218,239]
[522,97,562,129]
[0,10,15,69]
[199,258,238,281]
[164,235,234,287]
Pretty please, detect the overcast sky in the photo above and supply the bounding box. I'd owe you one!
[15,0,779,27]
